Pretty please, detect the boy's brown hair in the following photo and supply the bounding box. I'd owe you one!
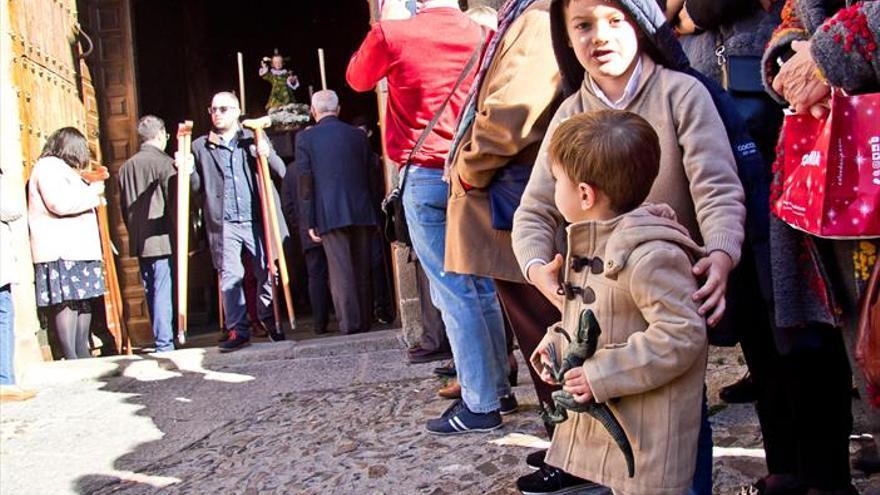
[549,110,660,213]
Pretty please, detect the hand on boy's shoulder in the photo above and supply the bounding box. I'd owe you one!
[692,250,733,327]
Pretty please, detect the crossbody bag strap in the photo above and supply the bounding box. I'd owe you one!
[398,28,487,194]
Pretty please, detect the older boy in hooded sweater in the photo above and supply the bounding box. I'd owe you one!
[528,110,707,495]
[512,0,745,493]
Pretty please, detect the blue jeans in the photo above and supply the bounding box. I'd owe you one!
[0,284,14,385]
[139,256,175,352]
[402,166,509,413]
[221,221,273,338]
[689,387,713,495]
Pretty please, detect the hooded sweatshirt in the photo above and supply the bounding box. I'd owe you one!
[531,204,707,495]
[512,0,746,276]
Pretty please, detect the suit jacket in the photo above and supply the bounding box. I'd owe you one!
[191,127,288,270]
[292,116,378,235]
[281,161,320,252]
[118,143,176,258]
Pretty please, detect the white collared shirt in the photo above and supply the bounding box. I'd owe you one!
[587,56,644,110]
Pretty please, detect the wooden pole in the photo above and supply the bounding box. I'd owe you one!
[318,48,327,90]
[98,201,130,354]
[369,0,403,323]
[82,165,130,355]
[237,52,247,115]
[242,117,296,330]
[175,121,193,345]
[253,160,283,330]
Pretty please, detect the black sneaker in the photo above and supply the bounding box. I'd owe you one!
[516,465,598,495]
[499,394,518,415]
[433,363,456,378]
[526,449,547,469]
[218,330,251,353]
[426,400,502,435]
[256,320,286,342]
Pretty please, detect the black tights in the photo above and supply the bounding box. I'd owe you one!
[53,305,92,359]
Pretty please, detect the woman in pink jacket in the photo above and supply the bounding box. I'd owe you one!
[28,128,106,360]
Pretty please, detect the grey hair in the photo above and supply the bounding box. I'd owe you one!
[311,90,340,114]
[137,115,166,142]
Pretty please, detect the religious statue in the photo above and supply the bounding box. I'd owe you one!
[259,49,300,110]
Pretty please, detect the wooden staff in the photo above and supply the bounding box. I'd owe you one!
[318,48,327,90]
[251,149,283,331]
[237,52,247,115]
[241,116,296,329]
[175,121,193,345]
[81,166,130,355]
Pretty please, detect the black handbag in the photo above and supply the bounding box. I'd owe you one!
[381,32,486,247]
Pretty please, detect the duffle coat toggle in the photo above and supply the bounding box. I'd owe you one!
[570,255,605,274]
[558,281,597,304]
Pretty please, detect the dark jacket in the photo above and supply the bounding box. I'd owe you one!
[191,127,288,270]
[118,143,176,258]
[281,161,321,252]
[291,116,378,235]
[759,0,879,351]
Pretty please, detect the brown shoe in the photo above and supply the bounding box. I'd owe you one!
[0,385,36,402]
[438,379,461,399]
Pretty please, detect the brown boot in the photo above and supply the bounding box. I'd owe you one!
[438,378,462,399]
[0,385,36,402]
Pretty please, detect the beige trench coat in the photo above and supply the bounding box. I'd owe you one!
[444,0,562,282]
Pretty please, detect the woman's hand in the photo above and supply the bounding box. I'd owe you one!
[772,40,831,115]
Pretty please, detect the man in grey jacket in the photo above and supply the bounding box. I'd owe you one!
[118,115,176,352]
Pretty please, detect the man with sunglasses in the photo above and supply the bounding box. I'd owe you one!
[186,91,289,351]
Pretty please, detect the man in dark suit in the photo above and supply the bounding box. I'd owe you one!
[291,90,378,334]
[186,91,288,351]
[118,115,176,352]
[281,163,331,335]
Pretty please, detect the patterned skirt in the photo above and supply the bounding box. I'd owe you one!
[34,259,105,308]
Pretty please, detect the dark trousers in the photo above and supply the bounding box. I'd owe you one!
[304,247,330,333]
[742,312,853,488]
[414,258,449,353]
[322,225,373,334]
[370,230,394,319]
[495,279,561,409]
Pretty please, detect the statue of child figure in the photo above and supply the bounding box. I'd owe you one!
[259,49,300,110]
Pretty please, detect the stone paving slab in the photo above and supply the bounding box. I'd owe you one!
[3,334,880,494]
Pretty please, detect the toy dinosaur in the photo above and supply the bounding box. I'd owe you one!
[541,309,636,477]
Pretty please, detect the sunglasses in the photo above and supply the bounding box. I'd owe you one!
[208,106,238,115]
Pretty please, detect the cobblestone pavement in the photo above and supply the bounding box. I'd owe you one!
[2,331,879,494]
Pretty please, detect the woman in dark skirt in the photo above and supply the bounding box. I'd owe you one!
[27,128,107,359]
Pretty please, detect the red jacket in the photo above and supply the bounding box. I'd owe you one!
[346,7,482,169]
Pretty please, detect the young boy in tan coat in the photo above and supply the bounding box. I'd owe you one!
[530,110,708,495]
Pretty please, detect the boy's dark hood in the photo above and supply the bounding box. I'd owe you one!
[549,0,691,95]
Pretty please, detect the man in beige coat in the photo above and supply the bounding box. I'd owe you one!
[445,0,564,442]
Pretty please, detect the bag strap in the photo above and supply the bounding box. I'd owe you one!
[399,28,487,194]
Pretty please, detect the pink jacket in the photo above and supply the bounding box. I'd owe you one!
[28,156,103,263]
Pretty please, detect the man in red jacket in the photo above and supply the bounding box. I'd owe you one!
[347,0,516,435]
